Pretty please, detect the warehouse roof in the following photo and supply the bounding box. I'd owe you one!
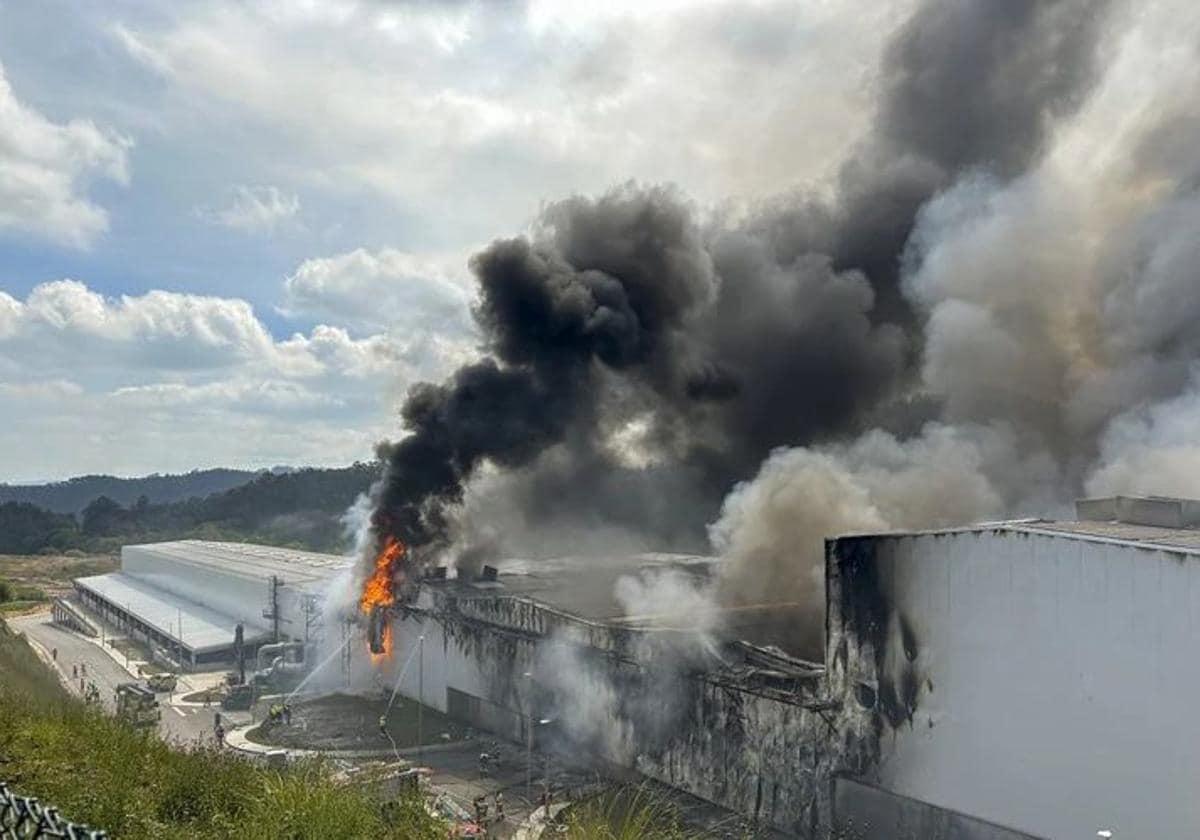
[1009,519,1200,555]
[75,572,272,653]
[122,540,353,590]
[835,498,1200,557]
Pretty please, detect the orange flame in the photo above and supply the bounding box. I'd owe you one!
[361,534,406,661]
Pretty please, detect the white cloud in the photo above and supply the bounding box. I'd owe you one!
[0,278,475,480]
[203,184,300,233]
[281,247,474,335]
[0,61,131,248]
[6,279,274,371]
[0,379,83,401]
[112,1,910,238]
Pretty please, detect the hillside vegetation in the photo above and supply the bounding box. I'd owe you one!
[0,618,445,839]
[0,463,380,555]
[0,468,262,514]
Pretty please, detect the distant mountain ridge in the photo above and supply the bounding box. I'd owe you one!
[0,468,280,514]
[0,463,380,555]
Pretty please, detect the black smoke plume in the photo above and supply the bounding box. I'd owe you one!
[368,0,1117,571]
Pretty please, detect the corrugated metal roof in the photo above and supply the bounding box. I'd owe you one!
[123,540,353,590]
[75,572,272,653]
[1010,519,1200,554]
[847,519,1200,557]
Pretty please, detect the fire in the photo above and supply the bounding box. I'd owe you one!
[360,534,406,661]
[361,534,405,613]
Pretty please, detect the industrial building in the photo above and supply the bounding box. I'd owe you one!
[69,496,1200,837]
[74,540,351,667]
[370,495,1200,839]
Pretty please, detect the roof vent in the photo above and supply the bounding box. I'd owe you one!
[1076,495,1200,529]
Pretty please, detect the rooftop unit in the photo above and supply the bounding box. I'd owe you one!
[1075,495,1200,529]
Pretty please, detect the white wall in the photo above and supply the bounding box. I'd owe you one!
[864,530,1200,839]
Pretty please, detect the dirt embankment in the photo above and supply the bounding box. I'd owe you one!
[0,553,117,615]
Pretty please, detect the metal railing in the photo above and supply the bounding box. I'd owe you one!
[0,783,106,839]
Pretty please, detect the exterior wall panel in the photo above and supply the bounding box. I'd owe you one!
[828,529,1200,840]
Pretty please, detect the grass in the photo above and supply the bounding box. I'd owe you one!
[0,599,48,615]
[0,618,448,839]
[560,786,697,840]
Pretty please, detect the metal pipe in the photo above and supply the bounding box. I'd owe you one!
[255,641,304,671]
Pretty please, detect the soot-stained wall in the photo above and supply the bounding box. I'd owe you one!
[380,584,841,836]
[826,527,1200,839]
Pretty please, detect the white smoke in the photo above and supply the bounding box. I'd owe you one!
[536,630,637,764]
[707,0,1200,647]
[708,424,1035,651]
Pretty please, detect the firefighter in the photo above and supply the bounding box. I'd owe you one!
[283,703,292,725]
[494,792,505,822]
[72,664,78,679]
[378,714,388,738]
[51,647,57,661]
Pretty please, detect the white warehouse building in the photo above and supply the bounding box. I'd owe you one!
[74,540,351,667]
[823,495,1200,839]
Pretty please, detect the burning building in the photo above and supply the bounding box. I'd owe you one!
[350,495,1200,839]
[328,3,1200,830]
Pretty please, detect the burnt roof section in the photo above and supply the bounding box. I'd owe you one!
[428,552,714,621]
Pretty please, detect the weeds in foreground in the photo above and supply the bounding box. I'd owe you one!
[0,619,445,839]
[562,785,699,840]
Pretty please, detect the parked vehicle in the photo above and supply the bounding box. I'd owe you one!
[221,683,254,711]
[115,683,160,730]
[145,672,177,692]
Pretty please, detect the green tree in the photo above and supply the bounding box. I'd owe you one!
[81,495,125,536]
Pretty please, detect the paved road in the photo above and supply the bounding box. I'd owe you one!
[8,610,241,745]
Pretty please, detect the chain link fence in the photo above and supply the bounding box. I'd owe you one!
[0,782,107,839]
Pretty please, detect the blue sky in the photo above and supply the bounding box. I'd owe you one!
[0,0,903,481]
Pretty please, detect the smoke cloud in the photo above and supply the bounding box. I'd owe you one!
[360,0,1200,658]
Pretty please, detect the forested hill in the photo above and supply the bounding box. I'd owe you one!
[0,462,382,555]
[0,469,266,514]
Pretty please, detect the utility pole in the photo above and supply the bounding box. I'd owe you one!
[417,635,425,762]
[524,671,533,799]
[234,623,245,685]
[269,576,281,642]
[177,607,184,676]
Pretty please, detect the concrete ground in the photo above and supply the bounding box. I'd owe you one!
[8,609,248,746]
[417,738,601,839]
[244,691,471,752]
